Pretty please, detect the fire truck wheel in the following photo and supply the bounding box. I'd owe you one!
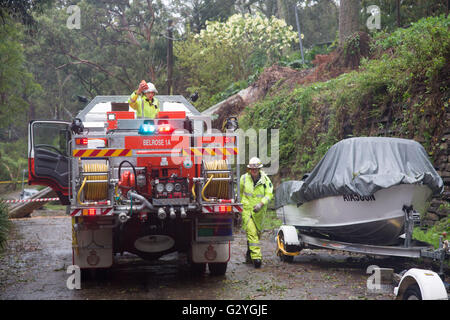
[190,262,206,275]
[208,262,227,276]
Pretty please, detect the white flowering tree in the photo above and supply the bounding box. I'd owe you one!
[175,13,298,110]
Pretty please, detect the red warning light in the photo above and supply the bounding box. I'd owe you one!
[76,138,88,146]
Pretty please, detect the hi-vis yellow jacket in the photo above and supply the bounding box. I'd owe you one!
[128,91,160,118]
[239,171,273,232]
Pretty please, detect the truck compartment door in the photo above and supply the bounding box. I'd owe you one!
[28,120,71,203]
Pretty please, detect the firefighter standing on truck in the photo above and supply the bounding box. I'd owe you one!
[240,157,273,268]
[129,80,160,118]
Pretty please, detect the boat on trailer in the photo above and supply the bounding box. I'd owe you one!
[275,137,443,246]
[275,137,449,299]
[279,184,432,245]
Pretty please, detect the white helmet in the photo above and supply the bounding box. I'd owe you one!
[247,157,263,169]
[143,82,158,94]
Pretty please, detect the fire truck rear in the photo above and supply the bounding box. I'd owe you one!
[27,95,242,277]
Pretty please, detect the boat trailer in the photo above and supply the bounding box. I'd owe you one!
[276,207,449,300]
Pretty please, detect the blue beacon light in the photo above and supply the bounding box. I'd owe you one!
[138,120,156,135]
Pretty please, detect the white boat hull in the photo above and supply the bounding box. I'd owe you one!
[277,184,432,245]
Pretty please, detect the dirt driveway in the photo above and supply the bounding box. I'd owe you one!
[0,213,438,300]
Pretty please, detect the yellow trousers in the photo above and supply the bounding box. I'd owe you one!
[245,215,262,260]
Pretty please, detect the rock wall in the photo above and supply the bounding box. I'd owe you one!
[424,110,450,226]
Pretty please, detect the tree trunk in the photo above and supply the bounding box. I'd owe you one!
[276,0,287,21]
[338,0,360,46]
[8,187,58,218]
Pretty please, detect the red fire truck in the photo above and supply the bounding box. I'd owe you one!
[28,95,242,278]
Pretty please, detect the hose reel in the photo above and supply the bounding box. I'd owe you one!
[201,159,230,201]
[77,161,109,205]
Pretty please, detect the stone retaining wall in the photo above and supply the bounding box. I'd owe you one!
[425,112,450,226]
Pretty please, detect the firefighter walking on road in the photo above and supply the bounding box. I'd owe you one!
[240,157,273,268]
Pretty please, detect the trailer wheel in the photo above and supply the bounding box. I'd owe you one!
[403,284,422,300]
[277,232,294,263]
[208,262,227,276]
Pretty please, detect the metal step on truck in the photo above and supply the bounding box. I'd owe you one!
[27,95,243,279]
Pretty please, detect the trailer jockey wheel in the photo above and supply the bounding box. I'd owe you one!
[403,284,422,300]
[277,232,294,263]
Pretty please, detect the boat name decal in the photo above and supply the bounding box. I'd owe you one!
[343,194,376,201]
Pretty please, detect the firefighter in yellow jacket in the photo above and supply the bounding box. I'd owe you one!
[129,80,160,118]
[240,157,273,268]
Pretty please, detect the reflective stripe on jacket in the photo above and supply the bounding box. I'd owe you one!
[239,171,273,232]
[128,91,160,118]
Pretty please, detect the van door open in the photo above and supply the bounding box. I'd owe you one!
[28,120,71,204]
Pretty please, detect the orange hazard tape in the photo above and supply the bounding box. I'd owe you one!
[1,198,59,203]
[73,149,132,157]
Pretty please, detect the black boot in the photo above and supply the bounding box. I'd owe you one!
[245,250,252,264]
[253,259,261,269]
[245,241,252,264]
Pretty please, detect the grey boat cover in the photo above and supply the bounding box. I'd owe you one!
[275,137,443,208]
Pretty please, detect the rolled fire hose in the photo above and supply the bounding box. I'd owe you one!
[77,162,108,205]
[201,159,229,201]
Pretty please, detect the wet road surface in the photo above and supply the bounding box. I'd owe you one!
[0,214,438,300]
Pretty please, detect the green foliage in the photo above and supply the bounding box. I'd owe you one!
[360,0,449,33]
[241,15,450,176]
[0,140,28,182]
[172,0,237,33]
[278,43,336,69]
[210,80,249,106]
[174,31,235,110]
[413,218,449,249]
[275,0,338,49]
[0,0,53,26]
[262,209,282,230]
[0,201,11,251]
[0,17,41,139]
[174,13,298,110]
[374,15,450,88]
[24,0,175,121]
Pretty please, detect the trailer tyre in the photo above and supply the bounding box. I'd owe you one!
[208,262,227,276]
[403,284,422,300]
